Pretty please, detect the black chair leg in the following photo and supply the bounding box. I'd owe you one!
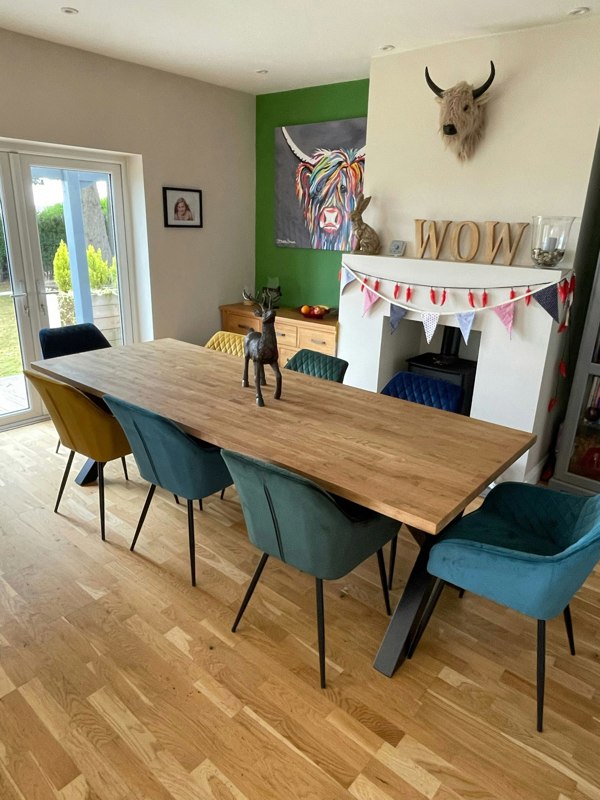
[407,578,445,659]
[316,578,326,689]
[537,619,546,733]
[198,498,203,512]
[174,494,180,505]
[121,456,129,481]
[130,484,156,551]
[388,534,398,590]
[563,605,576,656]
[220,487,226,500]
[98,462,106,541]
[232,553,269,632]
[376,549,392,615]
[187,499,196,586]
[55,437,61,454]
[54,450,75,513]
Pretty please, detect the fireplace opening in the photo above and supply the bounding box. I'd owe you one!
[406,326,477,415]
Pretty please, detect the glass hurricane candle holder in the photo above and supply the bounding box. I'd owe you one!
[531,216,574,268]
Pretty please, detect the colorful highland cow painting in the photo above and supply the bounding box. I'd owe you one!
[275,117,367,251]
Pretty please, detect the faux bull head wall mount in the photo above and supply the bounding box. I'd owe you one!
[425,61,496,162]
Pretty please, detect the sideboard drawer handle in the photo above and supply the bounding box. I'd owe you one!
[311,338,326,345]
[276,332,286,338]
[237,324,250,331]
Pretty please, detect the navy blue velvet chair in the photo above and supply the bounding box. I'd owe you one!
[419,483,600,731]
[284,349,349,383]
[221,449,399,687]
[104,396,233,586]
[381,371,463,589]
[380,371,463,412]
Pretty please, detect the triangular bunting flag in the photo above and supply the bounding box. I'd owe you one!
[340,266,356,293]
[534,284,560,323]
[422,312,440,344]
[493,302,515,337]
[389,304,407,333]
[456,312,475,344]
[362,288,379,316]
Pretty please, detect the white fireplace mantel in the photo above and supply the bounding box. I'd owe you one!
[337,254,571,483]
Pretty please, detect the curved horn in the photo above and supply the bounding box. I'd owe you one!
[472,61,496,99]
[281,126,317,165]
[425,66,444,97]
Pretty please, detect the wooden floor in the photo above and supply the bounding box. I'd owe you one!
[1,422,600,800]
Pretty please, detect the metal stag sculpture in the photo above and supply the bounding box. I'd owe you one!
[241,289,283,407]
[282,126,365,251]
[425,61,496,161]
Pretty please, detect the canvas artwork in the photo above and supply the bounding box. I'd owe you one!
[275,117,367,251]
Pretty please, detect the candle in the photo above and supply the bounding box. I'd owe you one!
[542,236,557,251]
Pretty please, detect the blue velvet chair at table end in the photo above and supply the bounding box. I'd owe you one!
[284,349,349,383]
[221,449,400,688]
[104,395,233,587]
[413,482,600,732]
[381,370,463,591]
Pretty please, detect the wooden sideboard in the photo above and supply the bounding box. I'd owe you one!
[219,303,338,364]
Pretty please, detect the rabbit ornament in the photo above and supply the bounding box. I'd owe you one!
[350,194,381,255]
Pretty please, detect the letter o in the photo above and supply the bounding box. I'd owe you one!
[450,221,480,262]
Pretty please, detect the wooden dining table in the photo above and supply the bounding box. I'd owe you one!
[31,338,535,677]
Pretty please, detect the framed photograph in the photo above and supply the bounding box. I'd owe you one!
[163,187,203,228]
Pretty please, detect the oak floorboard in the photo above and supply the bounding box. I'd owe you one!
[1,420,599,799]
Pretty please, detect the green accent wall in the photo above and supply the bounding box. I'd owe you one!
[255,79,369,309]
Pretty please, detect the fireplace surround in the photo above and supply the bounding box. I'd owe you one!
[337,254,570,483]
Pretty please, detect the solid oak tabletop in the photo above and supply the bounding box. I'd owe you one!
[31,338,535,534]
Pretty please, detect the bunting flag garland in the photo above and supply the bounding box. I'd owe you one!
[340,266,356,293]
[389,304,408,332]
[422,313,440,344]
[493,302,515,337]
[339,262,574,340]
[456,312,476,344]
[534,284,560,323]
[362,287,379,316]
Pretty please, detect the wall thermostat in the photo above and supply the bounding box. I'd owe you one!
[389,240,406,257]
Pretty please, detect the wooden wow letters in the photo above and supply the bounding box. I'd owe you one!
[415,219,530,266]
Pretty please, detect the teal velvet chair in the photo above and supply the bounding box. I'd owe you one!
[284,349,348,383]
[104,395,232,586]
[419,483,600,731]
[221,449,399,688]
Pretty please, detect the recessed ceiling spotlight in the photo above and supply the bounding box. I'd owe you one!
[380,44,395,52]
[256,69,269,75]
[568,6,590,14]
[60,6,79,13]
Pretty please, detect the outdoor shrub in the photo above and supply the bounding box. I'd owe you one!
[53,240,117,292]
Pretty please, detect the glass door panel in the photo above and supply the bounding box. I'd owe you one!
[0,198,30,416]
[29,165,124,346]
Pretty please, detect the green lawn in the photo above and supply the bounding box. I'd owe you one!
[0,280,24,378]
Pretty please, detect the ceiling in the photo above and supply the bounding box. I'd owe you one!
[0,0,597,94]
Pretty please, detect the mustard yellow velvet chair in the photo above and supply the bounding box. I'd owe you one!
[205,330,245,358]
[24,370,131,541]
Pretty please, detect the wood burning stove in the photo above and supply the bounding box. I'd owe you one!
[406,327,477,415]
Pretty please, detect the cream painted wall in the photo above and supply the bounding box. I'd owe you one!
[0,28,255,344]
[365,17,600,265]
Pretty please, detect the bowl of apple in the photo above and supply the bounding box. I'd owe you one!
[299,304,331,319]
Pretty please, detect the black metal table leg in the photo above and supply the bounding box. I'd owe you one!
[74,457,98,485]
[373,532,437,677]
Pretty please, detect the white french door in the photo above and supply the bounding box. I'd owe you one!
[0,147,133,430]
